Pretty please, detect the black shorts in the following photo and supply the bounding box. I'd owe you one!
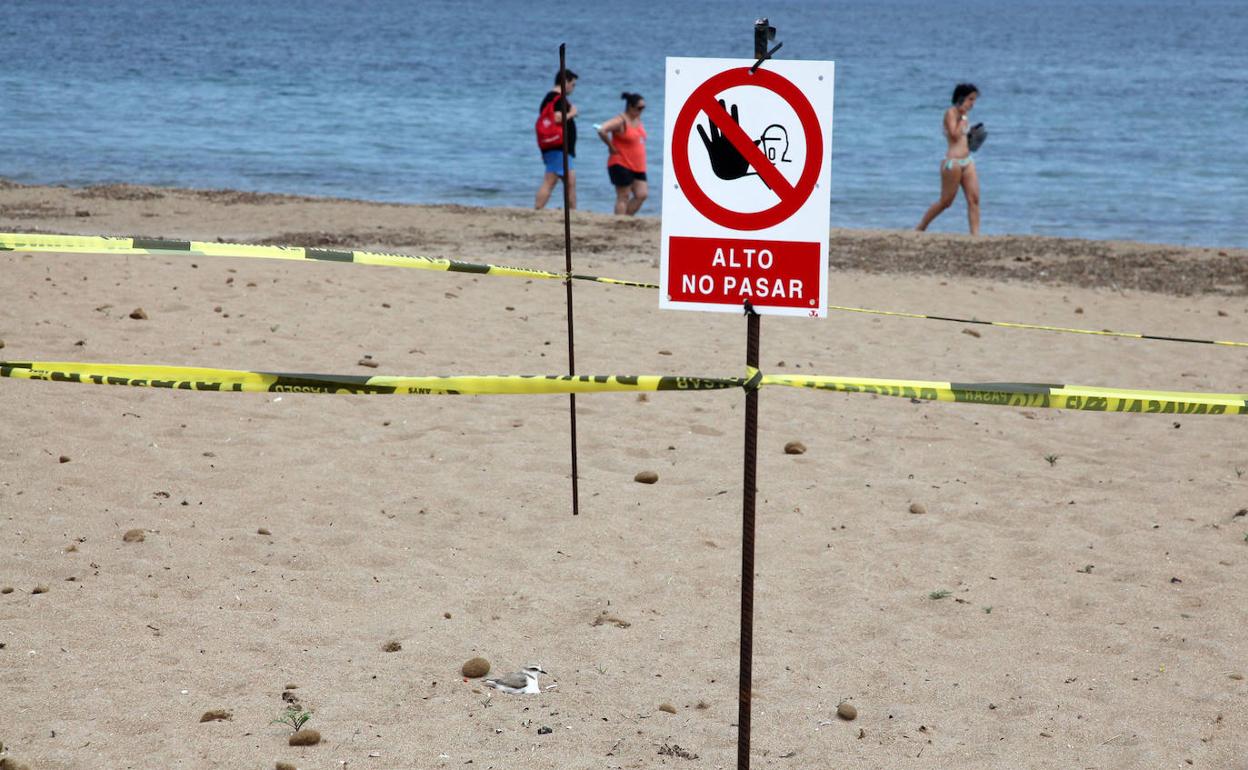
[608,164,647,188]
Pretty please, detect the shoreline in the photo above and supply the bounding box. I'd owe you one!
[2,179,1246,299]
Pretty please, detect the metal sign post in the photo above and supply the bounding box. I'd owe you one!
[737,22,774,770]
[557,43,581,515]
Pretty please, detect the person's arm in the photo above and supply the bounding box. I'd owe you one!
[943,107,961,139]
[598,114,624,152]
[553,96,579,123]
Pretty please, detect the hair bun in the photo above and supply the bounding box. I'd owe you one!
[620,91,631,100]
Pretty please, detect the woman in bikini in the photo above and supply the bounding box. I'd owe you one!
[916,83,980,235]
[597,92,648,216]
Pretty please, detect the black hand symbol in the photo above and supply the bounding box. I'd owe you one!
[696,99,760,181]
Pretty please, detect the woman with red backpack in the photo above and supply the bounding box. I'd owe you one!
[534,69,579,210]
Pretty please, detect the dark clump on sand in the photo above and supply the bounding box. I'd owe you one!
[288,729,321,746]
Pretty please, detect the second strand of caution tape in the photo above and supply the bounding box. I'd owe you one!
[0,232,658,289]
[5,231,1243,349]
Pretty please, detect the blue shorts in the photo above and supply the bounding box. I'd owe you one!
[542,149,574,176]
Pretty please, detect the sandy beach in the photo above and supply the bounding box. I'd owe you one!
[2,180,1247,770]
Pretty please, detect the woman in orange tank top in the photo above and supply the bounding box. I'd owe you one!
[598,92,648,215]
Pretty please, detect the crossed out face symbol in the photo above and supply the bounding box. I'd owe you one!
[758,124,790,164]
[695,99,791,187]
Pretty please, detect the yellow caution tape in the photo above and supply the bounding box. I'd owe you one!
[3,360,1244,415]
[0,232,659,290]
[826,304,1248,349]
[0,361,739,395]
[3,231,1240,347]
[764,373,1248,415]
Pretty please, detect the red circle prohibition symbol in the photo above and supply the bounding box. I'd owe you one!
[671,67,824,231]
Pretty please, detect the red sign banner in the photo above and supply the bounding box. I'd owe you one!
[666,236,821,310]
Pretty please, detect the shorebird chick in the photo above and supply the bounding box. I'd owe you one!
[484,664,547,694]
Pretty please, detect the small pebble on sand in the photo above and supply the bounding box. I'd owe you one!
[58,455,71,463]
[382,640,402,653]
[1,586,14,594]
[288,729,320,746]
[123,528,146,543]
[659,703,677,714]
[909,503,926,514]
[257,527,271,536]
[31,585,49,595]
[634,471,659,484]
[199,709,232,722]
[129,308,148,320]
[275,762,298,770]
[462,657,490,678]
[358,356,379,368]
[837,702,858,721]
[961,328,981,338]
[784,441,807,455]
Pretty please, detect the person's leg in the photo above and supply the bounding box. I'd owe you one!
[961,162,981,235]
[625,180,649,215]
[614,185,631,215]
[916,163,962,231]
[535,172,559,209]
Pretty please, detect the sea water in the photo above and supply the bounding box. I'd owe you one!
[1,0,1244,247]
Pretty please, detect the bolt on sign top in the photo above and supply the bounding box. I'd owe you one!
[660,57,834,318]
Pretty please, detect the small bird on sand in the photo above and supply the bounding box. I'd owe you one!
[484,664,547,694]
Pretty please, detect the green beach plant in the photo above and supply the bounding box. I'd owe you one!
[271,706,313,733]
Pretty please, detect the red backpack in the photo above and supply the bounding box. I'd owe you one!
[535,95,564,150]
